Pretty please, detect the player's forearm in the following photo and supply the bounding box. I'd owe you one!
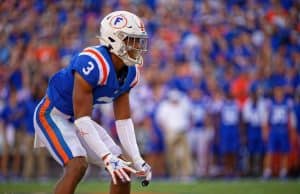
[115,118,143,162]
[113,92,131,119]
[74,116,110,159]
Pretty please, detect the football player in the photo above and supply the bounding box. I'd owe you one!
[219,87,240,177]
[242,83,266,176]
[263,77,296,179]
[33,11,151,194]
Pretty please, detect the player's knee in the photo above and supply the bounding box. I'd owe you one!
[66,157,88,177]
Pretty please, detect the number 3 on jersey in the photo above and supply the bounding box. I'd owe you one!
[82,61,95,75]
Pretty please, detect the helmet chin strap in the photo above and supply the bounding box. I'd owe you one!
[116,45,142,66]
[122,56,137,66]
[121,54,143,66]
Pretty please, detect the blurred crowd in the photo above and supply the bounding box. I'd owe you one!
[0,0,300,182]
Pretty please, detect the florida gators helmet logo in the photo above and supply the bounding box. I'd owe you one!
[109,15,127,29]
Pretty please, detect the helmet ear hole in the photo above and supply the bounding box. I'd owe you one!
[108,37,115,42]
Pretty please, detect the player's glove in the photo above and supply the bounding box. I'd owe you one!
[134,159,152,186]
[103,154,137,184]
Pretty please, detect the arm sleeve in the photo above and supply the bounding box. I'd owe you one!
[74,116,111,159]
[115,118,143,163]
[90,119,122,156]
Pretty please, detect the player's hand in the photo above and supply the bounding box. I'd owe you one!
[103,154,137,184]
[133,159,152,186]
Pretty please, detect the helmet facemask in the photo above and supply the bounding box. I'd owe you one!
[120,32,148,66]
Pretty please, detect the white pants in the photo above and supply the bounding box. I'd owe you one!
[188,128,214,177]
[33,97,122,166]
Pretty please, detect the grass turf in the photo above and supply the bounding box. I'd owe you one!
[1,179,300,194]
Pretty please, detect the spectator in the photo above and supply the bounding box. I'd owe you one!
[22,82,49,181]
[218,87,241,177]
[293,89,300,175]
[263,77,296,179]
[144,83,167,178]
[242,82,266,176]
[155,89,192,180]
[0,85,25,180]
[188,86,214,178]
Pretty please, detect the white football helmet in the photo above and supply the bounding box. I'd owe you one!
[98,11,148,66]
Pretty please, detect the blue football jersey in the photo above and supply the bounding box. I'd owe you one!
[220,100,239,126]
[46,46,139,116]
[268,98,292,129]
[191,99,207,129]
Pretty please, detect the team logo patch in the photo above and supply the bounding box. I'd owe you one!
[109,15,127,29]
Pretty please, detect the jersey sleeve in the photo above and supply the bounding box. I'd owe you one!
[129,65,140,89]
[71,47,110,88]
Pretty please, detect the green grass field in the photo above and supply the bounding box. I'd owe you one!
[1,179,300,194]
